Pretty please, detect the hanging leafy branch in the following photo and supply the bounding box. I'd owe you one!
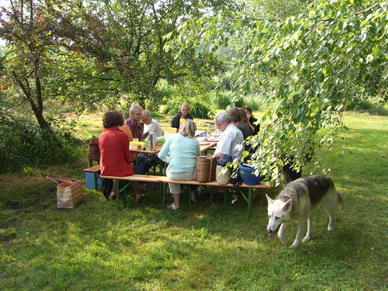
[176,0,387,184]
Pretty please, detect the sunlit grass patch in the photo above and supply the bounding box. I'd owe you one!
[0,112,387,290]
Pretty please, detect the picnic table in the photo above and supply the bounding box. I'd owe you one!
[129,139,218,155]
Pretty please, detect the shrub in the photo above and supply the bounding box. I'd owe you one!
[0,110,81,173]
[346,96,388,115]
[242,96,264,111]
[162,97,212,119]
[213,91,243,109]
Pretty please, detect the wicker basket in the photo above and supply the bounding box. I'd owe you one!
[195,156,217,182]
[56,180,84,209]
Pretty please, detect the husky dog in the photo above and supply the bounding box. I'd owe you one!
[266,175,342,248]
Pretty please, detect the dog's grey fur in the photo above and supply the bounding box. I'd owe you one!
[266,174,342,248]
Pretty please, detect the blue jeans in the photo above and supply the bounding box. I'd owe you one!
[135,154,159,174]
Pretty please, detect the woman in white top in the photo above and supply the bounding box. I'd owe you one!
[141,110,164,139]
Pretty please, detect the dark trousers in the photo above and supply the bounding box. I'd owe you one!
[103,179,114,200]
[135,154,160,174]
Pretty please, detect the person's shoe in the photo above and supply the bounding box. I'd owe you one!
[134,194,144,203]
[190,191,197,202]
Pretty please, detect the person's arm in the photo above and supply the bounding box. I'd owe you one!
[119,125,133,141]
[158,136,172,163]
[154,122,164,138]
[194,139,200,157]
[213,131,232,159]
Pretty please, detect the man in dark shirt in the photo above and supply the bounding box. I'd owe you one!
[171,104,193,132]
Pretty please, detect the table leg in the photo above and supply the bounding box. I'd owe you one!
[248,188,253,220]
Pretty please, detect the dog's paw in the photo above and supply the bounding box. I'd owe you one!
[290,242,300,248]
[302,236,312,243]
[278,236,288,244]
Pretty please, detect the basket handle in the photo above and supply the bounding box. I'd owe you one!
[47,176,78,184]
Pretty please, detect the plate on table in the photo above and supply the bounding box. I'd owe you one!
[205,136,219,142]
[199,141,211,145]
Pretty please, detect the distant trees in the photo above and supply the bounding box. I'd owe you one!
[0,0,234,129]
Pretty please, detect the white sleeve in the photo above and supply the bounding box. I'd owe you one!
[215,131,232,155]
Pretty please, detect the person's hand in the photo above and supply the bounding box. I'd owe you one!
[213,152,223,159]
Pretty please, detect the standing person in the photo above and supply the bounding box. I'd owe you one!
[158,120,200,210]
[228,107,252,140]
[99,111,134,200]
[171,104,193,132]
[243,105,260,135]
[142,110,164,139]
[212,111,244,161]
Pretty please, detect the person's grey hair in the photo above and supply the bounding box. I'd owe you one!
[180,119,197,138]
[215,112,231,123]
[142,109,152,118]
[129,104,143,116]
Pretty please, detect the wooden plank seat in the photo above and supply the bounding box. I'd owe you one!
[100,172,272,219]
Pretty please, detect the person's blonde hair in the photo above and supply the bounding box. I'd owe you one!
[180,119,197,138]
[129,104,143,117]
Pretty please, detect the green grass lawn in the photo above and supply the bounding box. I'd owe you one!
[1,112,387,290]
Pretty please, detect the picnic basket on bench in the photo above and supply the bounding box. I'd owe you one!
[195,156,217,182]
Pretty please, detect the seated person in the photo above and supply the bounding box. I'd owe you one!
[124,103,155,176]
[158,120,200,210]
[142,110,164,139]
[243,105,260,135]
[171,104,193,132]
[228,107,253,140]
[213,111,244,162]
[99,111,134,200]
[125,104,144,140]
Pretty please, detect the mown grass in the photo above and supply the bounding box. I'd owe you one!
[0,112,387,290]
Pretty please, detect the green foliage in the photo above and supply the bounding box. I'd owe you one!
[212,91,243,109]
[345,94,388,115]
[163,96,211,119]
[178,0,387,184]
[0,110,81,173]
[243,95,263,111]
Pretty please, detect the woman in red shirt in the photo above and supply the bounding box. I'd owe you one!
[99,111,134,200]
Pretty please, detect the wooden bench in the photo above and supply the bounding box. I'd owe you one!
[100,173,272,220]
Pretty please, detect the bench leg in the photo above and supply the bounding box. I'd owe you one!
[247,188,253,221]
[113,179,120,209]
[162,183,166,205]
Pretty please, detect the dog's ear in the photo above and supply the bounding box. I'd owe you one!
[282,199,292,211]
[265,194,274,204]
